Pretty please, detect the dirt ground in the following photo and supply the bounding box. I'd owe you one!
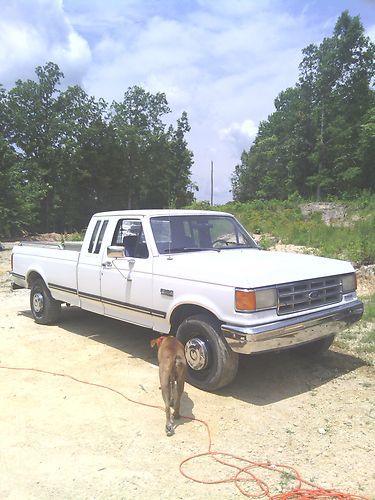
[0,244,374,499]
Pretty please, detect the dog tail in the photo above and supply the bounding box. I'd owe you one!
[175,355,185,369]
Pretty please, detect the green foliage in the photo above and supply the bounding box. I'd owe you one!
[0,64,195,237]
[363,294,375,323]
[63,232,85,242]
[232,11,375,202]
[219,196,375,266]
[188,200,214,210]
[335,293,375,357]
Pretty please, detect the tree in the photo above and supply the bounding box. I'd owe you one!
[6,62,65,231]
[232,11,375,201]
[110,86,194,208]
[300,11,375,198]
[0,85,18,236]
[57,86,113,230]
[357,105,375,190]
[110,86,170,208]
[0,65,195,237]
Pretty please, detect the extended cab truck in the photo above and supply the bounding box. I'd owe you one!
[11,209,364,391]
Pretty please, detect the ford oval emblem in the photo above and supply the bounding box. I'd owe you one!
[309,291,319,299]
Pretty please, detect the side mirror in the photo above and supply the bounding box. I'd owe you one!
[107,245,125,258]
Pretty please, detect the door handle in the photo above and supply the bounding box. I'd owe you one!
[102,261,112,268]
[127,259,136,281]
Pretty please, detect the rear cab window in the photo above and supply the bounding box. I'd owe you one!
[88,220,101,253]
[86,219,109,254]
[94,220,109,254]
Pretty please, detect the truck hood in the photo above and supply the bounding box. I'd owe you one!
[155,249,354,288]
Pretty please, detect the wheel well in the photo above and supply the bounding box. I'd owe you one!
[27,271,43,289]
[169,304,218,334]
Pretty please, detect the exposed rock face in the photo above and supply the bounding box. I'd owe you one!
[300,203,348,225]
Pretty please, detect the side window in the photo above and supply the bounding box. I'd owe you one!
[94,220,109,254]
[112,219,149,259]
[88,220,101,253]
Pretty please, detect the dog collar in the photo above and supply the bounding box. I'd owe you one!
[156,336,167,348]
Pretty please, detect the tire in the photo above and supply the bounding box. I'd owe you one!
[292,334,335,358]
[176,314,239,391]
[30,278,61,325]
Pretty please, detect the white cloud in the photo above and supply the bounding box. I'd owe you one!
[0,0,91,87]
[368,23,375,41]
[1,0,374,203]
[220,119,258,145]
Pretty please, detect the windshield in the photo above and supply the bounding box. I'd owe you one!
[150,215,258,254]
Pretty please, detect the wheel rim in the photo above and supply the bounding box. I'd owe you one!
[185,338,209,371]
[33,292,44,314]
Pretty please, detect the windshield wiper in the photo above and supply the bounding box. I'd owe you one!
[221,244,259,249]
[163,247,220,254]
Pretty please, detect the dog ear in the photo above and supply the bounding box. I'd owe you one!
[150,339,157,349]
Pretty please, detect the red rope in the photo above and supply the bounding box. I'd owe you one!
[0,365,368,499]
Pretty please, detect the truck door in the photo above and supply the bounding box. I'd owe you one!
[100,219,155,328]
[77,218,108,315]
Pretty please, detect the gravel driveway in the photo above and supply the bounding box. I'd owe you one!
[0,246,374,499]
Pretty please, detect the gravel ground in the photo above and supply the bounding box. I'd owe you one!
[0,245,374,499]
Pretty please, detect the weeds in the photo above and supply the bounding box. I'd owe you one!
[217,195,375,266]
[279,471,296,492]
[63,231,85,242]
[335,293,375,359]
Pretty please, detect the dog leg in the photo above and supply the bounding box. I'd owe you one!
[173,366,186,420]
[163,394,174,436]
[160,374,174,436]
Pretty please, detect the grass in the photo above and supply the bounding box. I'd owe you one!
[360,293,375,353]
[363,293,375,323]
[63,231,85,242]
[334,293,375,360]
[190,195,375,266]
[278,471,296,493]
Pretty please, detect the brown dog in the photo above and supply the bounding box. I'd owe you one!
[150,336,187,436]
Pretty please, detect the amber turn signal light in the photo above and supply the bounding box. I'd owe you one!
[235,289,256,311]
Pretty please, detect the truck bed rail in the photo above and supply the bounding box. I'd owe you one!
[18,241,83,251]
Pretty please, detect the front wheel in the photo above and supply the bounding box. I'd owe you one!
[30,278,61,325]
[176,314,239,391]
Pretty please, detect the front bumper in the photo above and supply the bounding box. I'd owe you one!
[221,300,364,354]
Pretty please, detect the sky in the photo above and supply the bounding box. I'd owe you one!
[1,0,374,204]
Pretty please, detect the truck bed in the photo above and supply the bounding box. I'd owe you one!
[12,242,81,304]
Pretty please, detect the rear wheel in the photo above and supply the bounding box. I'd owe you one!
[176,314,239,391]
[30,278,61,325]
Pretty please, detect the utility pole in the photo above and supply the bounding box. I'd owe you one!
[210,160,214,206]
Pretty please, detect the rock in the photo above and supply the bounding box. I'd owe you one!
[356,264,375,279]
[300,203,347,226]
[0,243,4,251]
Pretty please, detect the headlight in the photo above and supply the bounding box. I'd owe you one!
[235,288,277,312]
[342,273,357,293]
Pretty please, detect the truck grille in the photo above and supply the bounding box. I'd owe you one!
[277,276,342,315]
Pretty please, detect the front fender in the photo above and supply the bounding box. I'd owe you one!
[166,292,223,325]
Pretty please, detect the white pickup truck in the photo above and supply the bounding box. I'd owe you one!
[11,209,363,390]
